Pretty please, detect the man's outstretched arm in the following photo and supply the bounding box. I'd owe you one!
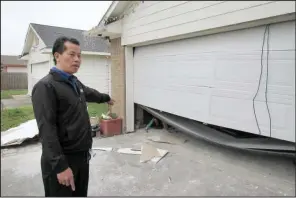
[80,82,113,104]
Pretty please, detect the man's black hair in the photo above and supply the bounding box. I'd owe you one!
[52,36,80,65]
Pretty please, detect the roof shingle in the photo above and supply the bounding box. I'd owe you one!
[1,55,27,65]
[30,23,109,53]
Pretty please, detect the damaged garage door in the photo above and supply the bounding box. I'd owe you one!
[133,21,295,143]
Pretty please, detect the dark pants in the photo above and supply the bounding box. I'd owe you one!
[41,152,90,197]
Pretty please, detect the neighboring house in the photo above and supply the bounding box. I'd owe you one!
[88,1,295,143]
[1,55,27,73]
[20,23,111,96]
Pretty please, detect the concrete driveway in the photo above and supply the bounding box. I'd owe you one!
[1,129,295,196]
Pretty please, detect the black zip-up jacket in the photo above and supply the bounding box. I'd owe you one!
[31,70,110,174]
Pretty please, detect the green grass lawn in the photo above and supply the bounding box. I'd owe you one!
[87,103,108,117]
[1,103,108,132]
[1,89,28,99]
[1,105,35,132]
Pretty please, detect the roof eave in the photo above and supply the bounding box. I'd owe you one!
[20,25,33,57]
[19,54,30,61]
[86,1,129,38]
[86,19,122,39]
[5,64,27,68]
[40,48,111,56]
[21,24,48,57]
[97,1,120,27]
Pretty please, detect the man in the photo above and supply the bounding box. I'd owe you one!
[31,36,114,197]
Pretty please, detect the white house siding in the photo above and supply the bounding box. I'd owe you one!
[75,55,110,94]
[6,67,27,73]
[28,54,110,95]
[121,1,295,46]
[28,32,50,65]
[31,61,50,91]
[27,33,51,95]
[133,21,295,142]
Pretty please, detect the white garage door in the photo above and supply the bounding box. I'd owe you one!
[76,55,110,94]
[31,61,50,92]
[134,21,295,142]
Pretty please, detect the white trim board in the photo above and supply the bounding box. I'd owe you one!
[40,48,111,56]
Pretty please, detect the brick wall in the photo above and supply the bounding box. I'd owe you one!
[110,38,126,131]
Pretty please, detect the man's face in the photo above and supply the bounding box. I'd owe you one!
[54,41,81,74]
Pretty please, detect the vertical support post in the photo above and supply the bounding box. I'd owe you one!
[125,46,134,132]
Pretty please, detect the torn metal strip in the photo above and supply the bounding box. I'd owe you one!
[140,105,295,153]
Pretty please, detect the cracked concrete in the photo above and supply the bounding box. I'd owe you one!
[1,129,295,196]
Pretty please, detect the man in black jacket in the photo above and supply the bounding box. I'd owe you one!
[31,36,114,197]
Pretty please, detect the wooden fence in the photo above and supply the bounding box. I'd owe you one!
[1,72,28,90]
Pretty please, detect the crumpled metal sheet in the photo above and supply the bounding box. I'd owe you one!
[1,119,39,147]
[140,105,295,155]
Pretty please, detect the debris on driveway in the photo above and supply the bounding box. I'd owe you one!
[147,134,188,145]
[145,118,156,132]
[117,148,142,155]
[92,147,113,152]
[1,119,38,147]
[115,144,169,164]
[140,144,168,164]
[147,136,174,144]
[95,140,170,164]
[2,128,295,196]
[145,117,162,132]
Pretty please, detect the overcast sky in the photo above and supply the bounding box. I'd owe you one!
[1,1,112,55]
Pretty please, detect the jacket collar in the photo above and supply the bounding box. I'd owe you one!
[51,67,71,79]
[49,69,77,82]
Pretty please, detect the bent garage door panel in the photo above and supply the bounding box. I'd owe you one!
[133,21,295,142]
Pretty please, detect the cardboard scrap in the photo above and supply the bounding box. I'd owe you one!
[140,144,168,164]
[115,144,168,164]
[140,144,160,163]
[150,148,168,163]
[117,148,142,155]
[1,119,39,147]
[131,143,142,151]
